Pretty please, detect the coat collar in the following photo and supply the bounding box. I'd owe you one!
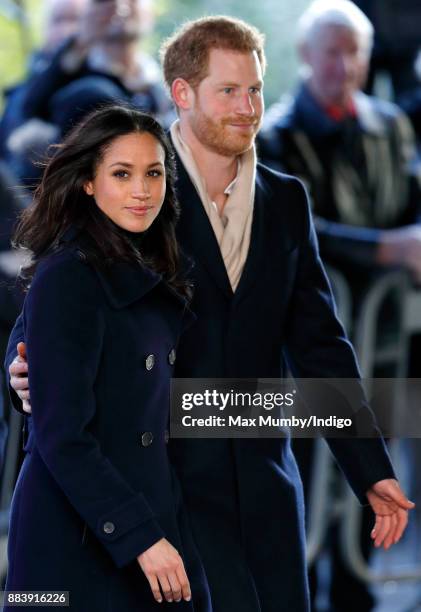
[174,147,269,302]
[93,261,163,309]
[291,82,389,138]
[174,149,234,298]
[60,225,187,310]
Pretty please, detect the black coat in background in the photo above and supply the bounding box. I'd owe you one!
[6,158,395,612]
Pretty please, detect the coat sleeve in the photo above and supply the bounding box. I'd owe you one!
[283,178,396,505]
[21,38,77,121]
[23,256,165,567]
[4,312,26,415]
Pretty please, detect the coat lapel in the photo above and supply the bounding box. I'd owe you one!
[93,261,162,308]
[175,151,233,298]
[232,169,268,303]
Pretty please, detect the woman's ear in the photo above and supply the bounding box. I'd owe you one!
[83,181,94,196]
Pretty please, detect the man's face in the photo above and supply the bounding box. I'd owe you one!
[302,24,370,106]
[187,48,264,157]
[90,0,144,42]
[45,0,86,51]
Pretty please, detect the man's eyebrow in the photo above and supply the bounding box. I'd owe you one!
[214,80,264,88]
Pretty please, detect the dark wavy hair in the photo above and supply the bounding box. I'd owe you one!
[14,104,191,298]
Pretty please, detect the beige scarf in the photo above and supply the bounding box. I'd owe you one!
[170,120,256,291]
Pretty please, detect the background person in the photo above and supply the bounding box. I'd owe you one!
[259,0,421,301]
[0,0,88,169]
[1,0,173,186]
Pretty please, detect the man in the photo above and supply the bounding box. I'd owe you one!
[1,0,172,184]
[258,0,421,292]
[0,0,88,161]
[18,0,172,132]
[6,16,414,612]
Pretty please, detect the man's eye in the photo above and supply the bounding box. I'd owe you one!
[113,170,129,178]
[250,87,261,95]
[223,87,233,94]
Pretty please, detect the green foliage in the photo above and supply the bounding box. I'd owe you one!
[0,0,42,105]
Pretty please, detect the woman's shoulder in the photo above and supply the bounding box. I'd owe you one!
[29,246,101,303]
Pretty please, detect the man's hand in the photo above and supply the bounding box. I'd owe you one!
[367,478,415,549]
[137,538,191,604]
[9,342,31,414]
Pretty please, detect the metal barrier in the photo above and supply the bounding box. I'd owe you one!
[342,272,421,583]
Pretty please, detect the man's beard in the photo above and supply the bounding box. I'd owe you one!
[190,108,261,156]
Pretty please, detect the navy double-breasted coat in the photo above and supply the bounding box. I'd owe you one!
[6,155,395,612]
[4,241,211,611]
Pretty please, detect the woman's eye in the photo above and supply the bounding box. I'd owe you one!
[113,170,129,178]
[147,170,163,177]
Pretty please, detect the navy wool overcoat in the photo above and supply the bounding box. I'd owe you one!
[167,156,395,612]
[4,237,211,612]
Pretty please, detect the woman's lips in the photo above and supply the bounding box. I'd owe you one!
[125,206,154,216]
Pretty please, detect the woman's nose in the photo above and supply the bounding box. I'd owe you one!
[131,179,151,199]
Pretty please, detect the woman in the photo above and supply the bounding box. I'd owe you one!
[4,105,211,611]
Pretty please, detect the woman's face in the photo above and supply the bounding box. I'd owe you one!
[84,131,166,233]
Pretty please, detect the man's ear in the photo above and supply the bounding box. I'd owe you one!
[84,181,94,196]
[171,78,195,111]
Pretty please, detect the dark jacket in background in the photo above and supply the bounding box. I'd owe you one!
[258,84,421,278]
[19,37,173,135]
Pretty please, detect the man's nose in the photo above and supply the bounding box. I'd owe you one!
[113,0,133,18]
[338,54,356,78]
[236,93,255,115]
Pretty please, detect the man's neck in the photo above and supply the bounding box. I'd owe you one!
[307,79,352,113]
[179,121,238,214]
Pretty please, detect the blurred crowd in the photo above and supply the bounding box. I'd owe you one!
[1,1,421,611]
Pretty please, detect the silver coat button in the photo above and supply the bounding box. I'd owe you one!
[168,348,176,366]
[103,521,115,535]
[164,430,170,444]
[145,354,155,370]
[141,431,154,447]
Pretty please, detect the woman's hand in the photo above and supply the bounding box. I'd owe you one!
[137,538,192,604]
